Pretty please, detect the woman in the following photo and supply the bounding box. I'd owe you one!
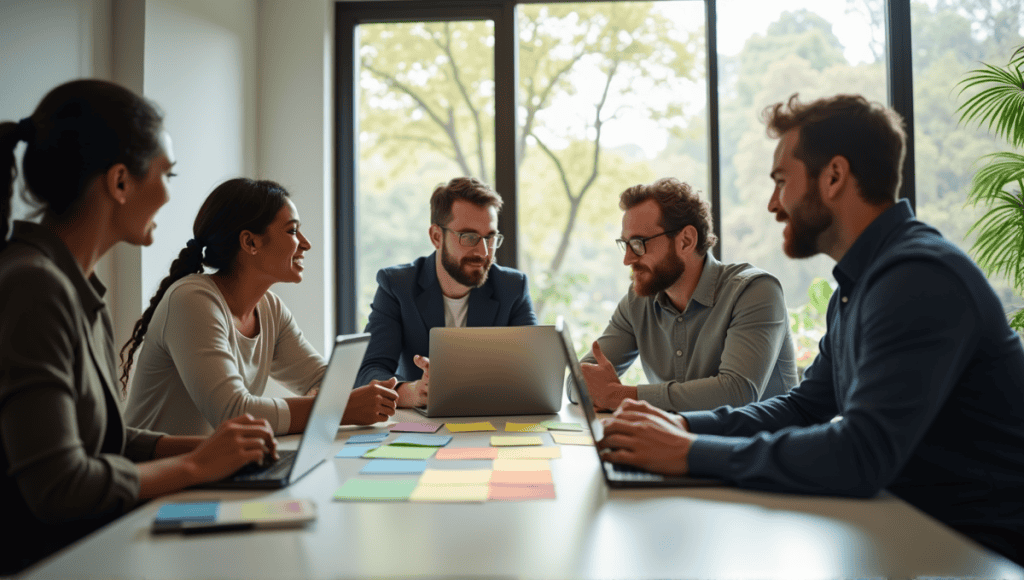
[121,178,398,437]
[0,80,277,575]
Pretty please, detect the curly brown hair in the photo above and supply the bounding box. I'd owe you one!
[619,178,718,256]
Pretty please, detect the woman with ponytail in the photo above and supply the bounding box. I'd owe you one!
[0,80,277,575]
[123,178,398,437]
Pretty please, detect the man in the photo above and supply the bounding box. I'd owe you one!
[355,177,538,408]
[579,177,797,412]
[597,94,1024,564]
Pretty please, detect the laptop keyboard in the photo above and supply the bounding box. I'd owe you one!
[606,461,665,482]
[232,449,297,482]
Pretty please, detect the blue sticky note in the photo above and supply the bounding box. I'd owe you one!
[156,502,219,522]
[392,434,453,447]
[347,433,388,445]
[335,444,378,458]
[359,459,428,474]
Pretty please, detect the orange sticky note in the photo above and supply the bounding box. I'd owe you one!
[488,484,556,501]
[496,447,560,460]
[419,469,493,485]
[434,447,499,460]
[490,470,553,485]
[492,459,550,471]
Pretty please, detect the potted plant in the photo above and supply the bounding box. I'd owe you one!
[956,45,1024,331]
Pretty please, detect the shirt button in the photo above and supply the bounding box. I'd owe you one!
[841,296,849,303]
[675,350,683,356]
[677,316,683,322]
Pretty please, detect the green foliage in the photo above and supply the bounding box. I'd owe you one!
[788,278,834,372]
[957,46,1024,331]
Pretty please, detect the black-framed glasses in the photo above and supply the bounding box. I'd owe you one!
[438,226,504,249]
[616,228,682,257]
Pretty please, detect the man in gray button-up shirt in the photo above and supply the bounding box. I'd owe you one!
[579,178,797,412]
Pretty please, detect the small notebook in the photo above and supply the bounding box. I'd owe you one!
[152,498,316,534]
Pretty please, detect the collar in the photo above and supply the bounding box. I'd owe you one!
[9,220,107,317]
[654,252,720,314]
[832,199,914,290]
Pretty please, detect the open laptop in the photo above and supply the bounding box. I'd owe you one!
[416,326,564,417]
[557,319,723,488]
[202,333,370,489]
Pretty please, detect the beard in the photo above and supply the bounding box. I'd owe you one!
[441,240,493,288]
[778,179,833,259]
[631,251,685,297]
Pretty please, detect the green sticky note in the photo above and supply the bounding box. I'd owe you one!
[333,478,418,501]
[363,445,437,460]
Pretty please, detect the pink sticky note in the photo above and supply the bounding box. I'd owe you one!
[490,470,553,485]
[488,484,556,501]
[434,447,499,460]
[390,422,441,433]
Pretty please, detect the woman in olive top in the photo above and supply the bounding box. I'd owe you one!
[0,80,277,575]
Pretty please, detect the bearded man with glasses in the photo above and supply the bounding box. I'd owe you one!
[577,177,797,413]
[356,177,538,408]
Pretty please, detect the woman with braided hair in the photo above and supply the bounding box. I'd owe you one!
[122,178,398,437]
[0,80,277,575]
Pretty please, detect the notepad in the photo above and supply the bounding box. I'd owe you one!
[446,421,497,432]
[333,479,418,501]
[490,470,552,485]
[505,422,546,432]
[152,499,316,533]
[488,484,556,501]
[551,433,594,446]
[490,435,544,447]
[410,483,489,502]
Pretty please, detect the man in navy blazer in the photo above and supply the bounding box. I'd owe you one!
[355,177,538,407]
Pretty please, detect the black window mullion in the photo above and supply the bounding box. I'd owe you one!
[705,0,722,260]
[885,0,916,209]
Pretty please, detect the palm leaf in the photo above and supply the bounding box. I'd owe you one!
[965,153,1024,294]
[1009,307,1024,334]
[956,48,1024,149]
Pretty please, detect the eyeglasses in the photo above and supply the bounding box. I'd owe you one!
[616,229,682,257]
[438,226,504,249]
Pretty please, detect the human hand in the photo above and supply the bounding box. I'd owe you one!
[597,411,695,476]
[186,414,278,483]
[343,380,399,425]
[396,354,430,408]
[581,341,629,411]
[613,398,688,431]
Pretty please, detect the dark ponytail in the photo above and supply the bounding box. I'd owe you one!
[119,178,290,391]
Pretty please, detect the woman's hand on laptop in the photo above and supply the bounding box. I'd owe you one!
[185,414,279,483]
[396,355,430,408]
[343,380,399,425]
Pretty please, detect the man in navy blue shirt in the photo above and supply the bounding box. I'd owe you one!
[597,94,1024,564]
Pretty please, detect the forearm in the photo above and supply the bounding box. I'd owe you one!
[152,435,204,458]
[137,456,201,499]
[285,396,314,433]
[638,373,757,412]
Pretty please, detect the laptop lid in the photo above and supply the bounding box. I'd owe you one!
[424,326,563,417]
[556,319,721,488]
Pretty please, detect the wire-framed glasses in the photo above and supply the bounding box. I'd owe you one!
[438,226,504,249]
[615,228,682,257]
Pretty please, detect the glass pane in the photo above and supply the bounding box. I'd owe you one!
[356,21,496,328]
[516,1,707,382]
[911,0,1024,317]
[717,0,886,372]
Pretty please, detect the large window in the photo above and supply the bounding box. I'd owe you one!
[337,0,1022,372]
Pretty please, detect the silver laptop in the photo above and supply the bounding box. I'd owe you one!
[416,326,564,417]
[557,319,723,488]
[202,333,370,489]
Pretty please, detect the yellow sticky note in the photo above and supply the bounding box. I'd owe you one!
[446,422,496,432]
[496,447,561,460]
[410,483,489,502]
[419,469,493,485]
[505,422,546,432]
[490,435,543,447]
[492,459,550,471]
[551,433,594,446]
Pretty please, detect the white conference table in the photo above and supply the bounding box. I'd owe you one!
[20,403,1024,580]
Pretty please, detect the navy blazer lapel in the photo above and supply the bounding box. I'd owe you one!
[416,252,446,330]
[467,279,499,326]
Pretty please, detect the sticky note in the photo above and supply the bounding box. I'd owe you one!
[490,435,543,447]
[493,459,550,471]
[392,434,453,447]
[359,459,428,475]
[334,478,418,501]
[347,433,388,444]
[496,447,561,460]
[434,447,498,460]
[505,422,546,432]
[490,470,552,485]
[446,422,496,432]
[551,433,594,446]
[488,484,556,501]
[419,469,493,485]
[363,445,436,460]
[410,483,489,502]
[539,421,584,431]
[390,422,442,433]
[156,502,219,522]
[335,444,379,458]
